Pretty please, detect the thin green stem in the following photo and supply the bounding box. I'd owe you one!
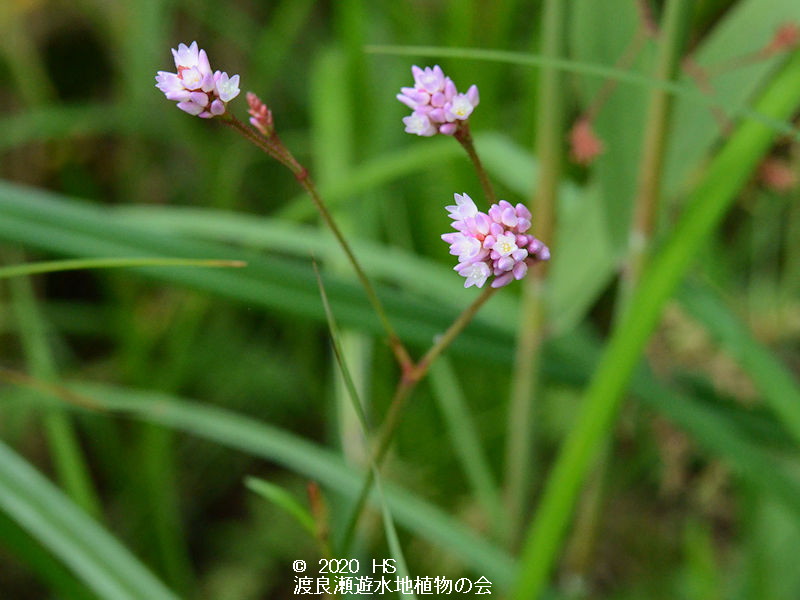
[410,285,497,380]
[339,284,497,554]
[429,358,505,537]
[504,0,564,548]
[337,374,412,555]
[618,0,693,315]
[224,114,412,369]
[221,114,283,162]
[454,122,497,205]
[315,249,415,592]
[296,174,411,369]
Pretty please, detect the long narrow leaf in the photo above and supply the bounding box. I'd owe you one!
[514,51,800,599]
[0,440,178,600]
[0,180,512,361]
[68,383,518,587]
[0,257,244,279]
[244,477,316,536]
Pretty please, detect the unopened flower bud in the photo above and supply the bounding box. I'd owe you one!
[247,92,275,136]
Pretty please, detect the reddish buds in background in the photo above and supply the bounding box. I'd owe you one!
[758,157,798,193]
[569,117,605,166]
[763,22,800,56]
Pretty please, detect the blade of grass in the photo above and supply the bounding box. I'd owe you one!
[513,49,800,599]
[0,257,245,279]
[0,104,125,151]
[372,469,418,600]
[61,382,517,588]
[428,358,504,538]
[111,204,520,329]
[0,511,96,600]
[313,261,417,599]
[0,439,179,600]
[4,316,800,596]
[3,248,101,519]
[0,180,516,360]
[244,477,316,537]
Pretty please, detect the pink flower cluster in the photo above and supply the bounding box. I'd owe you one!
[155,42,240,118]
[397,65,479,136]
[441,193,550,288]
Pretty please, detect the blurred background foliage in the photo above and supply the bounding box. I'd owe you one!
[1,0,799,598]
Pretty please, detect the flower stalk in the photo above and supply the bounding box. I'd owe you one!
[339,283,499,554]
[222,109,412,369]
[155,47,553,564]
[454,123,497,204]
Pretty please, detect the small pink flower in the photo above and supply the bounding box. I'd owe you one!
[397,65,479,137]
[445,193,479,221]
[412,65,447,94]
[491,233,519,257]
[447,86,480,121]
[402,112,438,137]
[442,193,549,288]
[215,72,241,102]
[455,261,491,288]
[156,42,240,118]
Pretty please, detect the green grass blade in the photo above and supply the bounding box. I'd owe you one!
[0,104,124,151]
[111,203,520,328]
[372,470,418,600]
[0,511,96,600]
[66,383,517,587]
[4,260,102,519]
[0,257,245,279]
[428,358,504,538]
[0,180,515,360]
[244,477,316,537]
[0,439,179,600]
[314,260,415,586]
[513,50,800,599]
